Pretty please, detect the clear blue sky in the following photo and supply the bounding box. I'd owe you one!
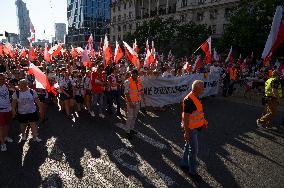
[0,0,67,41]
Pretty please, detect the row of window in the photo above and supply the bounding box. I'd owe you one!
[112,0,133,12]
[112,12,133,22]
[112,23,133,32]
[180,8,232,22]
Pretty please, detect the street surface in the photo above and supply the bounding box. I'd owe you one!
[0,97,283,188]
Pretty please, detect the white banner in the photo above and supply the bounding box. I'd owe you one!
[143,73,220,107]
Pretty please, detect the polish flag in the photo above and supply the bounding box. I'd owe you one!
[21,49,28,58]
[44,43,51,62]
[0,44,3,57]
[213,48,219,61]
[114,41,123,64]
[183,62,191,72]
[200,37,211,64]
[145,39,149,52]
[82,47,92,67]
[103,35,112,65]
[225,46,234,64]
[88,34,93,50]
[133,39,139,53]
[71,46,78,58]
[123,41,139,69]
[145,48,155,66]
[151,41,156,62]
[28,63,57,95]
[48,44,62,57]
[262,6,284,60]
[3,43,14,58]
[98,38,103,57]
[193,55,202,72]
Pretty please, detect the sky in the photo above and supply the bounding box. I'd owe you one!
[0,0,67,41]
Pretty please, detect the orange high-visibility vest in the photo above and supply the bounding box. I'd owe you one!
[229,68,237,80]
[128,77,142,102]
[182,92,208,129]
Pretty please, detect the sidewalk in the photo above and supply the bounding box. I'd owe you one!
[217,84,284,112]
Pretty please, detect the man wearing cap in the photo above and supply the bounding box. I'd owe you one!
[124,69,145,139]
[257,70,282,128]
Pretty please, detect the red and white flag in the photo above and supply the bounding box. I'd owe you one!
[213,48,219,61]
[225,46,234,64]
[28,63,57,94]
[21,48,28,58]
[145,39,149,52]
[145,48,155,66]
[114,41,123,64]
[200,36,211,64]
[88,34,93,50]
[48,44,62,57]
[82,46,92,67]
[3,43,14,58]
[44,43,51,62]
[133,39,139,53]
[262,6,284,60]
[123,41,139,69]
[28,46,37,61]
[71,46,78,58]
[103,34,112,65]
[193,55,202,72]
[0,44,3,57]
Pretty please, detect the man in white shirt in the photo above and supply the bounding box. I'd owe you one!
[12,79,42,142]
[0,73,13,151]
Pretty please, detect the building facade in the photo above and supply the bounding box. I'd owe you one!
[66,0,111,47]
[15,0,31,46]
[110,0,239,43]
[55,23,67,43]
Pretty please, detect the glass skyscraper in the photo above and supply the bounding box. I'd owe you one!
[66,0,110,47]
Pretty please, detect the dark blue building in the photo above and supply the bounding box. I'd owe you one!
[66,0,110,47]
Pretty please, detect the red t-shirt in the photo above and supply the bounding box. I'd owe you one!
[91,71,105,93]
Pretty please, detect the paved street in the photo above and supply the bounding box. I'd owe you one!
[0,97,283,188]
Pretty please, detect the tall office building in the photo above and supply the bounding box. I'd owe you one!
[66,0,111,47]
[55,23,67,43]
[15,0,31,46]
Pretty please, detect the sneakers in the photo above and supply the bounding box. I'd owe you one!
[5,137,13,143]
[90,111,95,117]
[33,137,42,142]
[21,134,27,142]
[1,144,7,152]
[99,113,105,118]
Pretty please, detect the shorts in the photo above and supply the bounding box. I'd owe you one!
[59,93,73,101]
[0,112,12,127]
[75,95,84,104]
[17,112,39,124]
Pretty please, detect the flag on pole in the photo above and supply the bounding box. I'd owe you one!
[145,39,149,52]
[88,34,93,50]
[82,46,92,67]
[200,36,211,64]
[123,41,139,69]
[145,48,155,66]
[103,34,112,65]
[48,44,62,57]
[30,22,35,43]
[262,6,284,60]
[71,46,78,58]
[44,43,51,62]
[28,46,37,61]
[133,39,139,53]
[114,41,123,64]
[225,46,234,64]
[193,55,202,72]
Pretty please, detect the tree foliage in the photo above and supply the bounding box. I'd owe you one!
[216,0,284,58]
[124,17,211,57]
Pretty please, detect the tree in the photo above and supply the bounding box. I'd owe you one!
[217,0,284,58]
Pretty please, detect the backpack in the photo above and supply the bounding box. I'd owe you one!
[16,89,34,99]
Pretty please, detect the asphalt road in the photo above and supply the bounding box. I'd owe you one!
[0,97,283,188]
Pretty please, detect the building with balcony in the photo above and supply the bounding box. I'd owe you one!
[110,0,239,43]
[15,0,31,47]
[55,23,67,43]
[66,0,111,47]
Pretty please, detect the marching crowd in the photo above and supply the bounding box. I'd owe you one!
[0,46,283,152]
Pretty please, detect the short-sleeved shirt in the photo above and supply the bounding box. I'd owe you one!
[0,84,11,112]
[12,90,38,114]
[183,97,197,114]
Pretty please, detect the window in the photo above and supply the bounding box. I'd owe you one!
[124,3,126,9]
[129,24,132,30]
[198,0,205,5]
[129,12,132,19]
[113,7,115,13]
[113,35,115,42]
[211,25,217,34]
[113,16,116,22]
[197,12,204,21]
[124,14,126,20]
[123,25,126,31]
[210,9,218,20]
[118,25,121,32]
[118,5,120,11]
[118,15,121,21]
[118,35,121,40]
[129,1,132,7]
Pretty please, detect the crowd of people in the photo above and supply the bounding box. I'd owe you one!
[0,44,283,152]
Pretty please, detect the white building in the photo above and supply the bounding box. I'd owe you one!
[55,23,67,43]
[110,0,239,43]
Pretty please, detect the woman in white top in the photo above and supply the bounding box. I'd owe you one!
[58,72,74,118]
[11,79,42,142]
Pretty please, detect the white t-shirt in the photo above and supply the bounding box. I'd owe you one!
[59,78,74,93]
[73,79,84,96]
[12,90,38,114]
[0,84,11,112]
